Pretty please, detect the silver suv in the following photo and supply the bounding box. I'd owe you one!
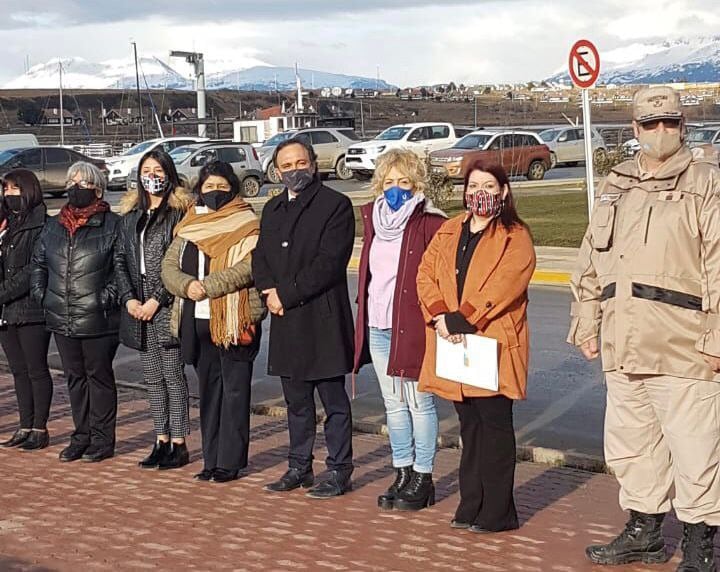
[127,142,264,197]
[256,127,360,183]
[539,127,607,168]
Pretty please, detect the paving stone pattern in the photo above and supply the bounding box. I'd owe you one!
[0,373,716,571]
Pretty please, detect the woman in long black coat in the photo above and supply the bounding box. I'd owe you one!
[252,137,355,498]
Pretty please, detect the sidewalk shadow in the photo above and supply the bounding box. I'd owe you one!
[514,466,595,526]
[435,468,460,503]
[0,556,55,572]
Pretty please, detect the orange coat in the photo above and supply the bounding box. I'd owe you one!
[416,215,536,401]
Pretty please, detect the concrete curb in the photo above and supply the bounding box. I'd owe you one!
[7,364,608,475]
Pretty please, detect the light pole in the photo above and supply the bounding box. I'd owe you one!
[170,50,207,137]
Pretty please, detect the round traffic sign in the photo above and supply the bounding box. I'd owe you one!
[568,39,600,89]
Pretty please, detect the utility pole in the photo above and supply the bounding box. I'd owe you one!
[132,42,145,140]
[170,50,206,137]
[97,99,105,137]
[58,61,65,146]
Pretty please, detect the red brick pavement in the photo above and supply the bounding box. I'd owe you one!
[0,371,716,572]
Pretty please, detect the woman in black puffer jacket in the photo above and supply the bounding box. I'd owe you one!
[0,169,53,451]
[30,161,121,464]
[115,149,193,471]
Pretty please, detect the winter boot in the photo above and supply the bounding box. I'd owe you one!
[377,466,413,510]
[677,522,717,572]
[585,510,668,565]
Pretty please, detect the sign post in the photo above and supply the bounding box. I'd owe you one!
[568,39,600,217]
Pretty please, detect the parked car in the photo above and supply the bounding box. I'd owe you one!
[686,127,720,149]
[539,126,607,168]
[256,127,359,184]
[345,122,460,179]
[0,146,108,197]
[105,136,208,190]
[0,134,38,153]
[430,130,551,181]
[127,142,264,197]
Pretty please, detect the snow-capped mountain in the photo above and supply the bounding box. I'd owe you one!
[206,66,393,91]
[547,36,720,85]
[4,56,190,90]
[4,56,394,91]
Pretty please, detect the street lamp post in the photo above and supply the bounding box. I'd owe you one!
[170,50,207,137]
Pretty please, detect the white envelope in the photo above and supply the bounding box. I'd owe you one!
[435,332,499,391]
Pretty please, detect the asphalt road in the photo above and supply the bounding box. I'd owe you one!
[42,164,587,211]
[18,278,606,458]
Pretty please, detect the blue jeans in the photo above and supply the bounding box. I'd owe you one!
[368,327,439,474]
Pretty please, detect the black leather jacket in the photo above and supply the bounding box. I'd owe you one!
[115,207,184,350]
[30,210,121,337]
[0,204,46,326]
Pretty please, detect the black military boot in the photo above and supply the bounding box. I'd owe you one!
[677,522,717,572]
[586,510,668,565]
[377,466,413,510]
[393,471,435,511]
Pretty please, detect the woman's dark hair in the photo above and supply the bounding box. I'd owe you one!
[462,160,526,230]
[272,135,317,168]
[193,160,241,206]
[136,148,182,222]
[0,168,44,221]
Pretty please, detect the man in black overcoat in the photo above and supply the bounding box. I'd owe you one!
[252,137,355,498]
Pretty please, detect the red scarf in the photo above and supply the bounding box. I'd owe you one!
[59,201,110,236]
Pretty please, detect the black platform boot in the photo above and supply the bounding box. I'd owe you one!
[377,466,413,510]
[393,471,435,511]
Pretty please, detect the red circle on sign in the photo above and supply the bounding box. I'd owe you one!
[568,39,600,89]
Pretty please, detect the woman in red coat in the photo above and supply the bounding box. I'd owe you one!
[354,149,446,511]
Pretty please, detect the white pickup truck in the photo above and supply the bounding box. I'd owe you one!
[344,122,460,179]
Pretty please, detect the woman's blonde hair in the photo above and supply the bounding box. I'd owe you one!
[370,148,427,196]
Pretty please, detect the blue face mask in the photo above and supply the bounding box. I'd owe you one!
[383,186,413,212]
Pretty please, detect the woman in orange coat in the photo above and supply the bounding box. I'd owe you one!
[417,159,535,533]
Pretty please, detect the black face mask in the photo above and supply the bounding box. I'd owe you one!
[3,195,23,213]
[202,190,234,211]
[281,168,315,194]
[67,185,97,208]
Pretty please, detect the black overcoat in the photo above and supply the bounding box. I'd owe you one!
[252,178,355,381]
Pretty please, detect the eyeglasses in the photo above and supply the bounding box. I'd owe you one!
[640,118,682,130]
[65,180,97,190]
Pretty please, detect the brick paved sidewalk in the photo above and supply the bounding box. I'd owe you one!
[0,372,715,572]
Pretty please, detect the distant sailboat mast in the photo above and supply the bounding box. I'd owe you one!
[58,60,65,146]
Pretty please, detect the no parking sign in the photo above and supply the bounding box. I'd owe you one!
[568,39,601,215]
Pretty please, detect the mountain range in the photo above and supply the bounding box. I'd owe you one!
[548,36,720,85]
[3,56,394,91]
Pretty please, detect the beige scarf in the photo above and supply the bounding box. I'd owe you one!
[174,197,259,347]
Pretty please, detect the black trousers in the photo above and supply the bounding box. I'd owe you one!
[0,324,52,429]
[281,376,353,474]
[454,395,519,531]
[54,333,119,450]
[194,321,252,472]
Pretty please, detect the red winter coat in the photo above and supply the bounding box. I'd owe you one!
[353,198,446,380]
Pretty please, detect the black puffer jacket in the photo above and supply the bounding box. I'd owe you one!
[30,210,121,337]
[115,188,192,350]
[0,204,46,325]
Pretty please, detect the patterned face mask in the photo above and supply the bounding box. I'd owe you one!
[467,189,504,218]
[141,174,167,195]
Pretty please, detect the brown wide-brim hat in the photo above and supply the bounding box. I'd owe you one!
[633,86,683,123]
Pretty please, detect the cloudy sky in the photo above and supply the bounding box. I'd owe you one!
[1,0,719,86]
